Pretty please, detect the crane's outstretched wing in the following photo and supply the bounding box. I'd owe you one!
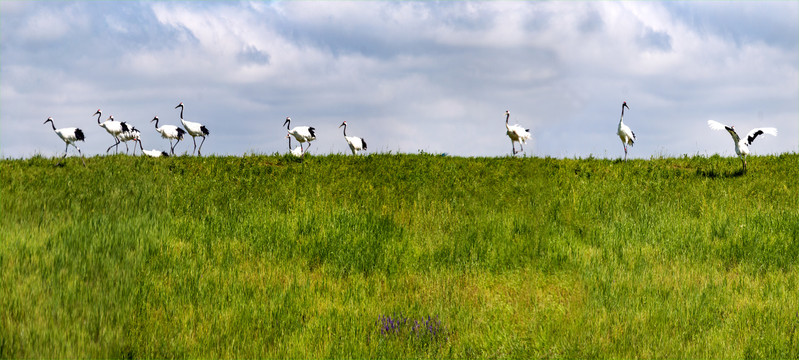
[707,120,727,131]
[745,127,777,145]
[708,120,739,142]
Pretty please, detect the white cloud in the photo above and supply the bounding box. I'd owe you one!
[1,1,796,158]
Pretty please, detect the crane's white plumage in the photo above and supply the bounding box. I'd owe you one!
[286,134,305,157]
[136,139,169,158]
[504,110,531,155]
[151,116,185,155]
[283,117,316,154]
[708,120,777,171]
[617,101,635,161]
[118,126,141,155]
[339,121,367,155]
[175,102,209,156]
[44,117,86,166]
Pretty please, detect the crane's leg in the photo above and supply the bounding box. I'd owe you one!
[123,140,130,155]
[73,143,86,166]
[197,136,206,156]
[192,136,197,155]
[306,141,312,154]
[56,142,69,166]
[624,143,628,161]
[519,142,524,153]
[511,140,517,155]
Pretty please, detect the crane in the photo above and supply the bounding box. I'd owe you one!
[44,117,86,166]
[283,117,316,154]
[617,101,635,161]
[151,116,185,155]
[339,121,367,155]
[136,138,169,158]
[708,120,777,172]
[504,110,531,155]
[118,126,141,155]
[175,102,210,156]
[286,134,304,157]
[94,110,129,154]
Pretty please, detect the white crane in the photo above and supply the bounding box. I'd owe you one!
[174,102,210,156]
[44,117,86,166]
[708,120,777,172]
[94,109,129,154]
[135,138,169,158]
[286,134,304,157]
[151,116,185,155]
[118,126,141,155]
[339,121,367,155]
[504,110,531,155]
[283,117,316,153]
[617,101,635,161]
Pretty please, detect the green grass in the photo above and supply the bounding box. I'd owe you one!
[1,153,797,358]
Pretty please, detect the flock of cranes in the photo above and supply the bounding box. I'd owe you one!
[43,101,778,171]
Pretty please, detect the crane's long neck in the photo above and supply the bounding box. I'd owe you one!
[505,113,511,129]
[619,106,626,125]
[47,120,56,131]
[179,106,184,119]
[285,120,290,130]
[342,124,347,136]
[153,118,159,128]
[95,112,102,124]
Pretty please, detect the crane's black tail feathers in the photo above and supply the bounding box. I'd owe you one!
[200,126,209,136]
[75,128,86,141]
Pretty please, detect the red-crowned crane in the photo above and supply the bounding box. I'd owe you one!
[286,133,304,157]
[94,109,129,154]
[339,121,367,155]
[504,110,531,155]
[135,138,169,158]
[174,102,209,156]
[708,120,778,172]
[617,101,635,161]
[151,116,185,155]
[118,126,141,155]
[283,117,316,154]
[44,117,86,166]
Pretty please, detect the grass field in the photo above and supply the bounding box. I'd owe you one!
[1,153,797,358]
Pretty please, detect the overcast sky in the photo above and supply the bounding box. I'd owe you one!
[2,1,797,158]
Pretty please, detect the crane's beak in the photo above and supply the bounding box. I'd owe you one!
[175,103,182,109]
[623,102,629,110]
[283,119,290,127]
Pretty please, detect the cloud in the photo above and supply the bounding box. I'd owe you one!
[1,1,796,159]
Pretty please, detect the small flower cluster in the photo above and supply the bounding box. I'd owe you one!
[377,313,448,344]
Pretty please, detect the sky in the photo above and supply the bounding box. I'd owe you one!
[2,1,797,159]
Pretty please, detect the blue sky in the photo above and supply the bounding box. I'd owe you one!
[2,1,797,158]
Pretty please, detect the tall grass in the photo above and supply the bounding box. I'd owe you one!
[1,153,797,358]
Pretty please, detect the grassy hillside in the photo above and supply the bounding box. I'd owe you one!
[1,153,797,358]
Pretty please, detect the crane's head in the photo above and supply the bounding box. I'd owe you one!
[283,117,291,128]
[175,102,184,109]
[623,101,629,110]
[151,116,159,122]
[339,121,347,128]
[44,117,53,124]
[94,109,102,116]
[107,115,114,121]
